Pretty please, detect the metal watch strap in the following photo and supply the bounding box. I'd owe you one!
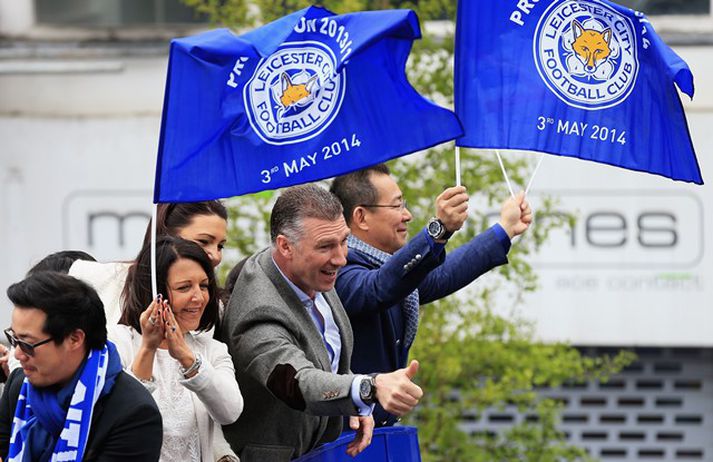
[362,374,378,404]
[180,353,202,378]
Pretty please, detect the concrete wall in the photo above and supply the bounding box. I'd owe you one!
[0,3,711,344]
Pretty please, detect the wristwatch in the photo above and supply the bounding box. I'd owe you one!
[359,374,377,405]
[427,217,453,241]
[180,353,202,379]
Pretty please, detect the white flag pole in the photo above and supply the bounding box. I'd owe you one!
[525,153,545,195]
[151,203,158,298]
[455,146,462,187]
[495,150,516,198]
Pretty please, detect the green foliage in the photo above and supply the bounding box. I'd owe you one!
[391,148,635,461]
[183,1,635,460]
[407,293,634,461]
[181,0,253,28]
[181,0,455,27]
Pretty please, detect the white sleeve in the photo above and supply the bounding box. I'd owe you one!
[179,337,243,425]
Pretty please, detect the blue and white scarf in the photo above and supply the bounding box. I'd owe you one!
[8,341,121,462]
[347,235,420,349]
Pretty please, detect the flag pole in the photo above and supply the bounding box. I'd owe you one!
[525,153,545,195]
[455,146,462,187]
[151,203,158,298]
[495,150,516,198]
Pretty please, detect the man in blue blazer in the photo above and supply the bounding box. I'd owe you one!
[330,164,532,426]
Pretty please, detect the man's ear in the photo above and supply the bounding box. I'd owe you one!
[352,207,369,232]
[67,329,86,352]
[275,234,293,258]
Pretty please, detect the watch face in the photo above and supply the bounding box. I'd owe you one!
[359,378,371,398]
[428,219,442,237]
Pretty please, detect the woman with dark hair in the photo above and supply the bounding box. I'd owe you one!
[111,236,243,462]
[27,249,96,274]
[69,200,228,325]
[142,201,228,268]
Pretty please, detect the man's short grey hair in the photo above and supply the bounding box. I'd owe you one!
[270,184,344,244]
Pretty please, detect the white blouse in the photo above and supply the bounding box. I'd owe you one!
[153,349,202,462]
[110,325,243,462]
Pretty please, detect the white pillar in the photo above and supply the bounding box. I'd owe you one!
[0,0,36,36]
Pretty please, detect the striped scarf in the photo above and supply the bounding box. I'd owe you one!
[8,342,119,462]
[347,235,420,349]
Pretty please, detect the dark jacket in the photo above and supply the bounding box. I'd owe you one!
[336,226,509,425]
[0,368,163,461]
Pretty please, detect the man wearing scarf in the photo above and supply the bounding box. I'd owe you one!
[0,271,162,461]
[331,164,532,426]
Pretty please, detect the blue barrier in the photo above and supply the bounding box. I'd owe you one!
[294,426,421,462]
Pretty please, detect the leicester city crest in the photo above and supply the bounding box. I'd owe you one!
[533,0,639,110]
[244,41,346,145]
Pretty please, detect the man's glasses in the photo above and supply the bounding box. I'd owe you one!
[359,200,408,211]
[4,328,53,357]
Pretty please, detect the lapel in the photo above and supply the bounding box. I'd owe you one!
[351,247,401,367]
[257,249,333,373]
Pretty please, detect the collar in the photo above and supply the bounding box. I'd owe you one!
[271,255,315,305]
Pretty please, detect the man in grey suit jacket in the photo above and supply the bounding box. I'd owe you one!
[220,184,423,461]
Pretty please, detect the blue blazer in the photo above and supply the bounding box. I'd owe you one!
[335,226,510,426]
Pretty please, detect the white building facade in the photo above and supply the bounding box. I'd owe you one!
[1,1,712,460]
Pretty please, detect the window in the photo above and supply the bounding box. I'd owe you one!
[35,0,207,26]
[617,0,710,16]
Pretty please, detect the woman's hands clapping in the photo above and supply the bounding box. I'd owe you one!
[139,295,165,350]
[162,304,195,369]
[134,295,195,381]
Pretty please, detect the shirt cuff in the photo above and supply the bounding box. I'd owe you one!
[422,228,446,255]
[350,375,375,416]
[491,224,512,253]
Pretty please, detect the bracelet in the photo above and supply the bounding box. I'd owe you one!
[180,353,202,378]
[137,375,155,384]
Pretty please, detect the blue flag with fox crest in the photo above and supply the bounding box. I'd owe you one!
[154,6,463,202]
[454,0,703,184]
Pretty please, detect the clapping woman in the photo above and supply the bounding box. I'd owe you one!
[111,236,243,462]
[69,201,229,326]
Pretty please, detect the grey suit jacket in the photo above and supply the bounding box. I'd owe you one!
[220,248,358,461]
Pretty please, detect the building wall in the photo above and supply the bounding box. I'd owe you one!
[1,2,712,459]
[0,1,711,344]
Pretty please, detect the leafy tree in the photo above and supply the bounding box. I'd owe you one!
[182,1,635,460]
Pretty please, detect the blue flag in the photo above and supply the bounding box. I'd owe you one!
[454,0,703,184]
[154,6,463,202]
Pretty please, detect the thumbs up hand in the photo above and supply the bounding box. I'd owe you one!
[373,360,423,416]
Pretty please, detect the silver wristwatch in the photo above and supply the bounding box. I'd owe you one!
[426,217,453,240]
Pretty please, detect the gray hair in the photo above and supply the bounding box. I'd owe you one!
[270,184,344,244]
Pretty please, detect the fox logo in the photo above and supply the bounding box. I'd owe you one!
[245,41,345,144]
[571,20,612,73]
[534,0,638,110]
[279,72,318,109]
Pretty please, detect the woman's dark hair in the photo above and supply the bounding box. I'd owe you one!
[141,201,228,248]
[27,250,96,275]
[7,272,107,351]
[120,236,219,333]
